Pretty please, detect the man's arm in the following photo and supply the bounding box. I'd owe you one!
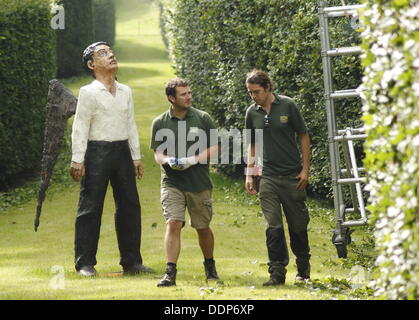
[70,88,94,182]
[244,108,258,195]
[245,143,258,195]
[296,132,311,190]
[174,113,219,170]
[154,151,169,165]
[194,143,219,164]
[127,87,141,161]
[171,144,219,170]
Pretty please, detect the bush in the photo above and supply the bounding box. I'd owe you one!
[0,0,56,189]
[93,0,116,46]
[162,0,363,198]
[159,0,169,49]
[360,0,418,300]
[56,0,94,78]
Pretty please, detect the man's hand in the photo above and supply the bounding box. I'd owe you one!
[167,157,178,168]
[69,161,85,182]
[245,175,257,195]
[168,156,196,171]
[296,169,309,190]
[133,160,144,180]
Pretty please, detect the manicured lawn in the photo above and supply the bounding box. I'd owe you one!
[0,0,374,300]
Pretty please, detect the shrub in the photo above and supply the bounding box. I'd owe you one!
[93,0,116,46]
[162,0,363,198]
[360,0,418,300]
[0,0,56,189]
[56,0,94,78]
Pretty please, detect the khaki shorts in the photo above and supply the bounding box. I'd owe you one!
[160,186,213,229]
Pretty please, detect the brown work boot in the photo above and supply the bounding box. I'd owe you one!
[295,262,310,282]
[203,258,219,281]
[263,261,286,286]
[263,274,286,286]
[157,264,177,287]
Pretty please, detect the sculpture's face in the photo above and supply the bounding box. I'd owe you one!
[88,44,118,75]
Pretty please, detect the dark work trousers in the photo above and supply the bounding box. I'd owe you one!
[75,140,142,270]
[259,174,311,277]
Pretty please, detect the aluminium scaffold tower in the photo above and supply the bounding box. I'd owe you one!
[318,1,368,258]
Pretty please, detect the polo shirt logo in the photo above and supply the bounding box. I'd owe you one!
[279,116,288,123]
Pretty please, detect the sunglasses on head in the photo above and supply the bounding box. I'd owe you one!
[264,114,271,128]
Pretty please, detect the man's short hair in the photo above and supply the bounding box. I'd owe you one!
[246,69,273,91]
[82,41,110,78]
[165,78,189,98]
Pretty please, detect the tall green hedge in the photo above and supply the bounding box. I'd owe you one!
[56,0,94,78]
[360,0,418,300]
[0,0,56,189]
[93,0,116,46]
[162,0,363,198]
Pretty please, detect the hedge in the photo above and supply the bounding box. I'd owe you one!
[360,0,418,300]
[162,0,363,198]
[0,0,56,189]
[56,0,94,78]
[93,0,116,47]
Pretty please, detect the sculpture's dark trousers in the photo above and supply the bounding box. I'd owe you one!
[75,140,142,270]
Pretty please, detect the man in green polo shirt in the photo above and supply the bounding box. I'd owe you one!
[151,78,220,287]
[244,69,311,286]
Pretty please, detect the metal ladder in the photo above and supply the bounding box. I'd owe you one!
[318,1,368,258]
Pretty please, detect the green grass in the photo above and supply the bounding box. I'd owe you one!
[0,0,376,300]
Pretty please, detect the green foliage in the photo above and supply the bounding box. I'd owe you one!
[93,0,116,46]
[360,0,419,300]
[158,0,169,49]
[0,127,72,212]
[295,276,374,300]
[0,0,56,188]
[56,0,94,78]
[161,0,363,198]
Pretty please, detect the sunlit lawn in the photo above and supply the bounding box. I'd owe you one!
[0,0,374,300]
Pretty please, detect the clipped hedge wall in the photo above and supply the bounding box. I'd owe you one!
[56,0,94,78]
[162,0,363,198]
[0,0,56,188]
[93,0,116,46]
[360,0,418,300]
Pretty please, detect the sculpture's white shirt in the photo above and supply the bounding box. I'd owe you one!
[71,80,141,163]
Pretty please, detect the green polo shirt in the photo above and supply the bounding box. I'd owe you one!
[245,94,307,176]
[150,106,217,192]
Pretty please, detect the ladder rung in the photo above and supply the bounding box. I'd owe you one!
[330,89,361,99]
[334,134,367,141]
[337,128,366,135]
[341,168,366,174]
[337,177,366,184]
[327,46,362,56]
[324,4,365,17]
[341,218,368,227]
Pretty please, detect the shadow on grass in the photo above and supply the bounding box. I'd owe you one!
[115,0,154,24]
[114,39,168,63]
[116,64,163,83]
